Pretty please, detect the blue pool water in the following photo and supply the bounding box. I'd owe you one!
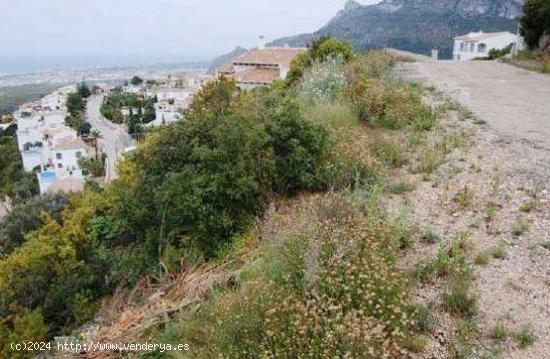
[39,172,57,182]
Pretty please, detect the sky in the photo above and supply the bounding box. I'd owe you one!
[0,0,380,65]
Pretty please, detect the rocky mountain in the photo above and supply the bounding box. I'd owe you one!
[207,46,248,74]
[269,0,523,59]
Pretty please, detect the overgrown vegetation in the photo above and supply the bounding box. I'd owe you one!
[520,0,550,50]
[0,39,450,357]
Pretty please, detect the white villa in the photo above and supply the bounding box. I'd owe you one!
[217,36,306,89]
[453,31,521,61]
[14,88,90,194]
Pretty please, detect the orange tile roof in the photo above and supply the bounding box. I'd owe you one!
[233,67,281,84]
[233,47,306,68]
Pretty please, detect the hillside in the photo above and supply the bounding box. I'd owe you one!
[270,0,523,59]
[206,46,248,74]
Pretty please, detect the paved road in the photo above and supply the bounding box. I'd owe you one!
[400,60,550,150]
[86,95,134,181]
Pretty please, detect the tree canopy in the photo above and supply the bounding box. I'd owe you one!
[520,0,550,49]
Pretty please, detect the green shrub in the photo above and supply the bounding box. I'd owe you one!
[415,149,444,174]
[442,281,477,318]
[511,219,530,237]
[520,0,550,49]
[490,244,507,260]
[286,37,354,87]
[514,327,536,348]
[491,322,507,341]
[266,100,330,194]
[411,303,438,333]
[153,193,413,357]
[487,44,513,60]
[371,138,408,168]
[454,186,475,209]
[474,251,490,266]
[388,180,415,194]
[0,193,69,255]
[421,227,441,244]
[299,58,347,102]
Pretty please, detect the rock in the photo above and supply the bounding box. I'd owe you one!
[539,32,550,54]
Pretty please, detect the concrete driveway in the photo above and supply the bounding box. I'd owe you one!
[401,60,550,150]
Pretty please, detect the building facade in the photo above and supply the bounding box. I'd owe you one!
[453,31,521,61]
[217,36,306,89]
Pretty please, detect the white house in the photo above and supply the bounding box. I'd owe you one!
[14,88,90,195]
[453,31,521,61]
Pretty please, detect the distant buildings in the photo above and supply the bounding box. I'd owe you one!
[14,85,90,194]
[141,74,212,127]
[453,31,522,61]
[216,36,306,89]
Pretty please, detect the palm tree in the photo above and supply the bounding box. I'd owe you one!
[89,130,103,161]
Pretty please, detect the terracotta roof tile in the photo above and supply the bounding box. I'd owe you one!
[233,67,281,84]
[233,47,306,68]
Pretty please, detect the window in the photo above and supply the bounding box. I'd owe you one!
[478,43,487,53]
[57,163,63,169]
[76,151,82,158]
[460,43,465,51]
[470,43,475,52]
[56,153,62,160]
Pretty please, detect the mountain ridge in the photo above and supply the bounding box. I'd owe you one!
[268,0,523,59]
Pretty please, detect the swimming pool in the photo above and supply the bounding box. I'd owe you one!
[39,171,57,182]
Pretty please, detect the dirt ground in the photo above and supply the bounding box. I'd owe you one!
[396,58,550,358]
[401,60,550,152]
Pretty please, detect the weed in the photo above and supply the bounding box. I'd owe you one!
[519,201,537,213]
[408,133,427,148]
[511,219,530,237]
[454,186,474,209]
[410,303,438,333]
[415,234,472,283]
[371,138,408,168]
[484,201,498,221]
[514,327,536,348]
[491,322,507,341]
[415,149,444,174]
[421,227,441,244]
[474,251,490,266]
[404,334,427,353]
[442,281,477,318]
[490,244,507,260]
[388,180,415,194]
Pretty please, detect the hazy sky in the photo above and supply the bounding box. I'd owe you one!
[0,0,380,61]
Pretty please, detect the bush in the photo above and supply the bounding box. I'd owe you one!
[371,138,408,168]
[266,100,330,194]
[152,193,413,357]
[520,0,550,49]
[114,78,332,256]
[487,44,513,60]
[350,78,434,130]
[0,193,69,255]
[514,327,536,348]
[286,37,354,87]
[299,58,347,103]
